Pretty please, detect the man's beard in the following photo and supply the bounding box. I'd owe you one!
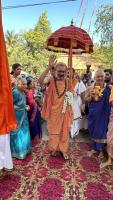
[56,74,65,80]
[105,79,111,83]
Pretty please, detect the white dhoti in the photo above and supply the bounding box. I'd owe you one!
[71,81,86,138]
[71,118,81,138]
[79,115,88,130]
[0,134,13,170]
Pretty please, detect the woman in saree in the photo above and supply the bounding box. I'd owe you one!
[100,86,113,168]
[26,79,42,140]
[84,70,111,155]
[10,78,32,159]
[11,63,21,79]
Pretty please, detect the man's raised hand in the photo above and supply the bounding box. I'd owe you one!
[49,55,57,69]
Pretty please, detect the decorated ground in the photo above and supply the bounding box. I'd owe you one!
[0,135,113,200]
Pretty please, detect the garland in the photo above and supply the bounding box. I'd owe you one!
[54,77,67,98]
[62,91,73,113]
[91,83,106,101]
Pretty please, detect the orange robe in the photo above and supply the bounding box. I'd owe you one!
[42,78,77,153]
[0,0,17,134]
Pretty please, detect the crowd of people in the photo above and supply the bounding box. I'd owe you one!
[0,55,113,173]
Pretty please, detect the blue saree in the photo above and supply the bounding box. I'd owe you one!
[10,88,32,159]
[88,85,111,151]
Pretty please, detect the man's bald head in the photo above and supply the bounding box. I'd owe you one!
[94,69,105,85]
[95,69,105,78]
[55,62,67,70]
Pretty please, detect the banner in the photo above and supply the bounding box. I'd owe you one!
[0,0,17,134]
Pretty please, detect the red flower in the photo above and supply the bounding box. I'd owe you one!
[100,172,111,183]
[0,175,20,200]
[100,172,113,185]
[76,171,87,182]
[33,146,42,155]
[37,167,48,178]
[47,156,64,169]
[85,182,113,200]
[39,178,64,200]
[22,166,36,177]
[80,156,99,172]
[42,147,50,154]
[60,169,72,181]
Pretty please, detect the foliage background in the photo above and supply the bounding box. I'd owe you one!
[6,4,113,76]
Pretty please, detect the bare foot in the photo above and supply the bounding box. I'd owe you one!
[98,151,103,159]
[62,153,69,160]
[100,161,112,169]
[88,150,97,157]
[3,168,13,172]
[51,151,57,157]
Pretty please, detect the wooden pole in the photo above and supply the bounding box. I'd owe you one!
[68,40,73,83]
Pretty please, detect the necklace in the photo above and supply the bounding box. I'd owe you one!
[54,77,67,98]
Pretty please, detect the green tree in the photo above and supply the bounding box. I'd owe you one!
[23,11,52,74]
[35,12,51,36]
[5,30,19,57]
[91,4,113,68]
[91,43,113,68]
[6,12,52,75]
[5,30,18,46]
[95,4,113,45]
[24,12,51,54]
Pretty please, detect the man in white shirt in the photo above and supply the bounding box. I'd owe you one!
[71,71,86,138]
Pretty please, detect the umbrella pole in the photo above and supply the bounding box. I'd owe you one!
[68,40,73,84]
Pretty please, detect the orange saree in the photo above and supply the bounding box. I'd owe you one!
[0,0,17,134]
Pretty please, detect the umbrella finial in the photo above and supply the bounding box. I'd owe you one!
[71,19,74,26]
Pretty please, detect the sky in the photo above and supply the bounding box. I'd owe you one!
[2,0,113,42]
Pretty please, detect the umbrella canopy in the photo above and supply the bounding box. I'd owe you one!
[46,23,93,54]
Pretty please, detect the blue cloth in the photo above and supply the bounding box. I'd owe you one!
[10,88,32,159]
[28,108,42,140]
[88,85,111,151]
[92,142,105,151]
